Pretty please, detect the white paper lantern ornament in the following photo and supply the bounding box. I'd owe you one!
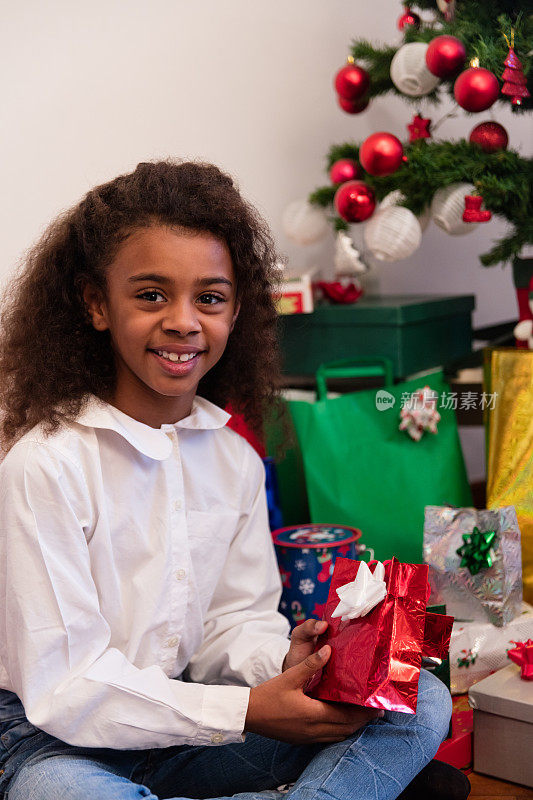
[431,183,476,236]
[390,42,440,97]
[282,200,329,245]
[379,190,430,231]
[378,190,404,210]
[364,206,422,261]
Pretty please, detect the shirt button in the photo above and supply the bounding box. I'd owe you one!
[173,500,182,511]
[166,636,180,648]
[210,732,224,744]
[175,569,187,581]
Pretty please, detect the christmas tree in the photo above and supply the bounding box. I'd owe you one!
[301,1,532,281]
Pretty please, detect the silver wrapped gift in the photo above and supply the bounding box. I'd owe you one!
[423,505,522,627]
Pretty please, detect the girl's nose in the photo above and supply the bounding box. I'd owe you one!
[161,300,202,336]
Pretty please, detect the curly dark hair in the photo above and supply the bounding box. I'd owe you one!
[0,159,284,452]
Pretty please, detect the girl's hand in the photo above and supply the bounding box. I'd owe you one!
[245,645,382,744]
[282,619,328,672]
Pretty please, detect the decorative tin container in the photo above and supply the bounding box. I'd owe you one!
[272,524,363,629]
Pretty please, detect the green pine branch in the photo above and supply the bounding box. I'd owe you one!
[311,139,533,267]
[316,1,533,267]
[350,39,441,104]
[349,4,532,111]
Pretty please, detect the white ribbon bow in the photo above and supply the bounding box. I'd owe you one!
[331,560,387,621]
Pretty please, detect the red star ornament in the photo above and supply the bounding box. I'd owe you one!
[407,114,432,142]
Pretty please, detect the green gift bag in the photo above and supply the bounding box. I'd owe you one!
[281,358,472,563]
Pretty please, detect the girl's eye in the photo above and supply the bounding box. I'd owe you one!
[137,290,166,303]
[198,292,225,306]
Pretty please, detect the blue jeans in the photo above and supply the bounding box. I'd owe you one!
[0,670,451,800]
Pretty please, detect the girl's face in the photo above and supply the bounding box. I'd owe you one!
[83,225,239,427]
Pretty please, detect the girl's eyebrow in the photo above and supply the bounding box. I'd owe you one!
[127,273,233,288]
[127,273,171,284]
[197,277,234,288]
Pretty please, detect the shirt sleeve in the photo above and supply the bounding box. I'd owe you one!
[0,440,250,749]
[185,442,291,688]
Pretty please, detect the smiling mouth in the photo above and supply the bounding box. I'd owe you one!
[151,349,200,363]
[149,349,203,374]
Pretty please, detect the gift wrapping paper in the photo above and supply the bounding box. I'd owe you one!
[423,505,522,626]
[485,347,533,605]
[450,601,533,694]
[306,557,452,714]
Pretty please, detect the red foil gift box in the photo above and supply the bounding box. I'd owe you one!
[306,557,453,714]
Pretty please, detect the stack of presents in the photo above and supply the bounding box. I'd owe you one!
[254,295,533,788]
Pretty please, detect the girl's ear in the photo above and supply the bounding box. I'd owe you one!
[230,301,241,333]
[82,283,109,332]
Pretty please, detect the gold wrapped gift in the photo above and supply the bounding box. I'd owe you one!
[485,347,533,604]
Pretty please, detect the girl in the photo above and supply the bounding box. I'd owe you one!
[0,160,452,800]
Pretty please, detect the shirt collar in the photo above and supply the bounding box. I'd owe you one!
[75,395,231,461]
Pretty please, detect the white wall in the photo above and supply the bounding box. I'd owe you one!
[1,0,531,330]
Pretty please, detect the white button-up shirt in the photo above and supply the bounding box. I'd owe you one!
[0,395,290,749]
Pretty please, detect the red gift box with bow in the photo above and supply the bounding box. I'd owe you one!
[507,639,533,680]
[306,557,453,713]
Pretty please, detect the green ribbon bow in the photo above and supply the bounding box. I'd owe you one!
[456,527,497,576]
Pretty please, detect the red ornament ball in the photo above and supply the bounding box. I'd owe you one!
[334,63,370,102]
[398,6,421,30]
[454,67,500,112]
[426,35,466,78]
[359,132,404,177]
[337,95,369,114]
[334,181,376,223]
[329,159,362,184]
[469,121,508,153]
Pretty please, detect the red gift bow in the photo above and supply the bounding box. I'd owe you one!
[306,557,453,714]
[507,639,533,680]
[314,281,363,304]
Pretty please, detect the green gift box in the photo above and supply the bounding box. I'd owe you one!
[278,294,475,379]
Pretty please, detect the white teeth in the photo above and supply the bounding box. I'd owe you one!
[155,350,197,363]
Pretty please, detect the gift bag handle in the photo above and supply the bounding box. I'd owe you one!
[356,543,375,563]
[315,357,394,401]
